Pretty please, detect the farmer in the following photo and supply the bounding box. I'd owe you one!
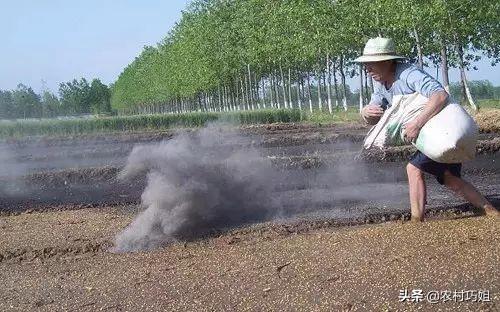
[355,37,499,222]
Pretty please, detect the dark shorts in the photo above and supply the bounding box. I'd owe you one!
[409,151,462,185]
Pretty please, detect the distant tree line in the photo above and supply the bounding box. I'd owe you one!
[449,80,500,102]
[0,78,112,120]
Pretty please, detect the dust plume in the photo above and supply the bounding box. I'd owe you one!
[114,124,408,252]
[0,147,26,196]
[113,124,282,252]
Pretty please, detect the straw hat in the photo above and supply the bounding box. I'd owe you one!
[354,37,406,63]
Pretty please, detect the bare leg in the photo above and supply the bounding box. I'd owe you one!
[443,171,499,217]
[407,163,427,222]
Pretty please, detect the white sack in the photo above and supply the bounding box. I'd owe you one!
[363,92,478,163]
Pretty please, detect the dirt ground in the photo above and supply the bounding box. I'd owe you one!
[0,121,499,311]
[0,207,498,311]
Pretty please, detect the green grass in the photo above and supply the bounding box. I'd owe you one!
[477,99,500,110]
[304,107,361,124]
[0,108,363,138]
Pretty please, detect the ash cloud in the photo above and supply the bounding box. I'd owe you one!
[0,147,27,196]
[113,125,282,252]
[114,125,407,253]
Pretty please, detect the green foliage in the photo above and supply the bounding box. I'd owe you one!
[0,90,14,119]
[41,91,61,117]
[58,78,92,114]
[89,79,112,114]
[0,78,112,120]
[111,0,500,112]
[11,84,42,119]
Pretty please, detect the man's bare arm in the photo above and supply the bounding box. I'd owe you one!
[415,91,449,127]
[403,91,449,142]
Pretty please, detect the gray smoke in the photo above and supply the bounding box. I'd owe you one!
[113,124,282,252]
[0,147,26,196]
[114,125,408,252]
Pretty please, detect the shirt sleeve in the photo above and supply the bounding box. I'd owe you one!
[369,81,385,106]
[405,66,445,97]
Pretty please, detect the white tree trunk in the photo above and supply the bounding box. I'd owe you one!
[288,68,292,109]
[274,70,281,109]
[253,73,260,109]
[457,44,477,110]
[269,74,274,108]
[440,42,450,93]
[280,64,287,109]
[413,26,424,69]
[316,70,322,111]
[332,60,339,108]
[247,64,254,110]
[306,72,313,113]
[340,56,348,111]
[358,63,364,113]
[242,75,249,110]
[326,54,333,114]
[296,73,302,111]
[261,78,267,108]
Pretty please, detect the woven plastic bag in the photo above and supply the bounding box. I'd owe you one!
[363,92,478,163]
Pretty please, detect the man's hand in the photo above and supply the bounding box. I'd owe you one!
[361,104,384,125]
[403,91,449,144]
[403,119,422,143]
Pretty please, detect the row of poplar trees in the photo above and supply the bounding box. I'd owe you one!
[111,0,500,115]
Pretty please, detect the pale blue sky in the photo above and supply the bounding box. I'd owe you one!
[1,0,189,92]
[1,0,499,94]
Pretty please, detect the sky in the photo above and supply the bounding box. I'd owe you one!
[1,0,499,94]
[1,0,189,93]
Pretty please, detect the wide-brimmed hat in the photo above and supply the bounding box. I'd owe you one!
[354,37,406,63]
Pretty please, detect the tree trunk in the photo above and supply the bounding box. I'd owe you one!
[306,72,313,113]
[235,79,241,111]
[340,56,348,111]
[358,63,364,112]
[224,85,229,112]
[322,69,327,112]
[363,67,369,103]
[440,41,450,93]
[316,70,322,111]
[217,85,222,112]
[296,71,302,111]
[243,75,248,110]
[326,54,333,114]
[269,73,276,108]
[230,84,235,111]
[368,74,374,93]
[261,77,267,108]
[288,68,292,109]
[413,26,424,69]
[253,73,260,109]
[274,70,281,109]
[457,44,477,110]
[247,64,253,110]
[332,60,339,108]
[279,64,287,109]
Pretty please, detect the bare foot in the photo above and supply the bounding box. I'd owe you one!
[483,205,500,218]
